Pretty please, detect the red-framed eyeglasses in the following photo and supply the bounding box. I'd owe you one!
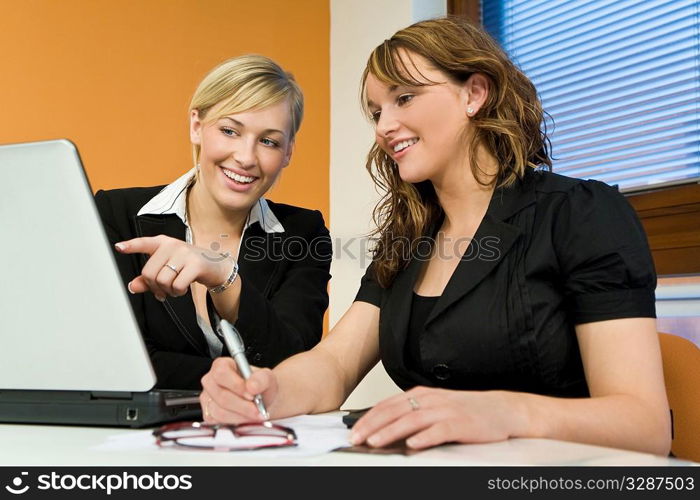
[153,421,297,452]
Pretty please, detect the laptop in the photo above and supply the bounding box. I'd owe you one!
[0,139,201,428]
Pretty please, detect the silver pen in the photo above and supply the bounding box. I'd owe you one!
[218,319,270,421]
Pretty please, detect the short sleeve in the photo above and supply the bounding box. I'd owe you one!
[553,180,657,324]
[354,262,384,307]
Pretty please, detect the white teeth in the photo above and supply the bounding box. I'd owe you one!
[393,138,418,153]
[222,168,256,184]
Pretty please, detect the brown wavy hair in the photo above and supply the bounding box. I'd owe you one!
[361,16,552,288]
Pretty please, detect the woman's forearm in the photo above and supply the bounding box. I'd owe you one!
[260,301,381,420]
[267,346,355,419]
[506,391,671,456]
[210,277,242,323]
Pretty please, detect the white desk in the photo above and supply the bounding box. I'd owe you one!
[0,421,693,466]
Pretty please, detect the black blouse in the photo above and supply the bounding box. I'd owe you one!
[407,293,439,370]
[94,187,332,390]
[355,169,656,398]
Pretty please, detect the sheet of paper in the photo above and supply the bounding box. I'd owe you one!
[91,414,352,458]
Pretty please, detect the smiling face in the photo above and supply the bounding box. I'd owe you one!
[365,51,476,185]
[189,99,293,212]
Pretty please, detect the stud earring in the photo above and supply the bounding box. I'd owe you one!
[467,106,474,116]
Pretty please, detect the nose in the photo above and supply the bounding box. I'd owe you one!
[375,109,399,140]
[232,138,257,169]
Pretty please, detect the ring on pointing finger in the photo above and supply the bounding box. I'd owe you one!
[407,397,420,411]
[204,398,212,418]
[163,263,180,274]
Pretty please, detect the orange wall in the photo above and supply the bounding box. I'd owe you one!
[0,0,329,221]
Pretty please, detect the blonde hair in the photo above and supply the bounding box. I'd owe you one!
[189,54,304,166]
[361,16,552,288]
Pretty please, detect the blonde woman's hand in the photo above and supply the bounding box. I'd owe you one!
[199,357,278,423]
[115,235,233,301]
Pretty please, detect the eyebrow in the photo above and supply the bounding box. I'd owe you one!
[220,117,286,136]
[367,85,402,108]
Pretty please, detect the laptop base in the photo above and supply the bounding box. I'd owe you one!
[0,390,202,428]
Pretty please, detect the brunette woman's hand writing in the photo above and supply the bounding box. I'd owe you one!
[199,357,278,423]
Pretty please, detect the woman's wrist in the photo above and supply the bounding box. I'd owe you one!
[496,390,543,439]
[208,256,239,294]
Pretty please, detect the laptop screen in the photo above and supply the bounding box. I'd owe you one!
[0,139,156,392]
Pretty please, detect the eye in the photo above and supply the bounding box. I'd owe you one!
[220,127,238,137]
[260,137,280,148]
[370,110,381,123]
[397,94,414,106]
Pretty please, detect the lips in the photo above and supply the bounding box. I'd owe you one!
[219,166,259,193]
[391,138,419,159]
[220,166,258,184]
[392,137,419,153]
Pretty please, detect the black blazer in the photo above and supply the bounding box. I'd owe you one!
[355,169,656,397]
[94,187,331,390]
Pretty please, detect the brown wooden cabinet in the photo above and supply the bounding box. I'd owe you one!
[627,184,700,276]
[447,0,480,23]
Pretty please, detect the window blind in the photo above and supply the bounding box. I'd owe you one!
[483,0,700,192]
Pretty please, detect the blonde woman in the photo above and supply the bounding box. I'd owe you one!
[95,55,331,390]
[201,18,670,455]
